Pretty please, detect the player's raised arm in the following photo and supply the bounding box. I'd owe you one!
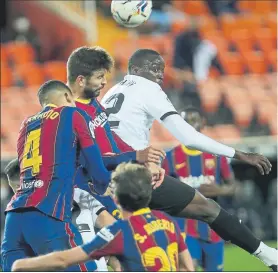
[146,88,271,175]
[73,109,111,194]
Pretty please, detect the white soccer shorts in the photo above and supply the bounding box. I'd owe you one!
[72,188,108,272]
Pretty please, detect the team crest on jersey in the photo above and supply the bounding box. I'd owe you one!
[175,162,186,170]
[89,121,95,138]
[205,159,215,170]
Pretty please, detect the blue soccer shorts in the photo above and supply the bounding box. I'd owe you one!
[186,235,224,271]
[1,209,97,272]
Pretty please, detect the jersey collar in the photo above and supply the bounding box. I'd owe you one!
[44,103,57,108]
[181,145,202,156]
[132,207,151,216]
[75,98,92,104]
[125,74,160,87]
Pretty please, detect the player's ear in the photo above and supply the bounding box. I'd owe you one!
[130,65,139,74]
[77,75,85,87]
[65,92,73,104]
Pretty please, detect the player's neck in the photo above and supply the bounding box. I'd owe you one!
[67,83,85,100]
[122,210,133,220]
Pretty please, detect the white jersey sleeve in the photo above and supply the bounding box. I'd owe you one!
[102,75,236,158]
[142,85,178,122]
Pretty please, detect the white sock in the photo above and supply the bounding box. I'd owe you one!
[253,242,277,266]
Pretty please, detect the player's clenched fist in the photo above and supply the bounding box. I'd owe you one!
[146,162,165,189]
[136,146,166,164]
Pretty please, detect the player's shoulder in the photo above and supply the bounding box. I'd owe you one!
[132,75,162,93]
[151,210,173,222]
[67,106,90,117]
[56,106,91,123]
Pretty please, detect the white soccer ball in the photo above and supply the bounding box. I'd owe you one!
[111,0,153,28]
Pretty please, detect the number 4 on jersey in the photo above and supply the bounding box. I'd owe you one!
[22,129,42,175]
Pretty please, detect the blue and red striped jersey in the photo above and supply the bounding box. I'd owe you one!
[75,99,134,154]
[6,105,111,221]
[163,145,233,243]
[82,208,187,271]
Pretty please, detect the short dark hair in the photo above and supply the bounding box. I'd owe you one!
[112,162,153,212]
[67,46,114,83]
[4,158,20,180]
[37,80,71,105]
[128,49,161,72]
[180,106,204,119]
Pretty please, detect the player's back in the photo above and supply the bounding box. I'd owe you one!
[120,209,184,271]
[75,99,133,154]
[7,105,85,221]
[101,75,175,150]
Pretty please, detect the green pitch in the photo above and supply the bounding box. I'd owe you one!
[107,241,277,272]
[224,241,277,272]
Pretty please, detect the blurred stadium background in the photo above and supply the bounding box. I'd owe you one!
[1,1,277,271]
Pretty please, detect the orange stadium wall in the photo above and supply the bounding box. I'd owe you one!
[10,1,86,61]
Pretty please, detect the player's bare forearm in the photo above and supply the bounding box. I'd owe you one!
[12,253,67,271]
[12,247,89,272]
[96,210,116,229]
[179,249,195,271]
[136,146,166,164]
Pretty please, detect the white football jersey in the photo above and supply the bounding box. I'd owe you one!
[101,75,177,150]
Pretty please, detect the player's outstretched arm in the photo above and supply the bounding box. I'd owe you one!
[146,89,271,175]
[102,146,166,168]
[82,222,124,261]
[12,247,89,272]
[161,115,271,175]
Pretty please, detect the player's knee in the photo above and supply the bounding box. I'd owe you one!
[198,198,221,223]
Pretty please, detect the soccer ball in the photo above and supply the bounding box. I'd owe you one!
[111,0,152,28]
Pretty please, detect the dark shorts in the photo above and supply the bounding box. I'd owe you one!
[149,175,196,216]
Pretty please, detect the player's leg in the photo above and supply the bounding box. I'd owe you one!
[72,190,109,272]
[185,235,202,270]
[72,203,108,271]
[202,241,225,272]
[1,211,36,271]
[23,209,97,272]
[201,240,225,272]
[150,175,277,268]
